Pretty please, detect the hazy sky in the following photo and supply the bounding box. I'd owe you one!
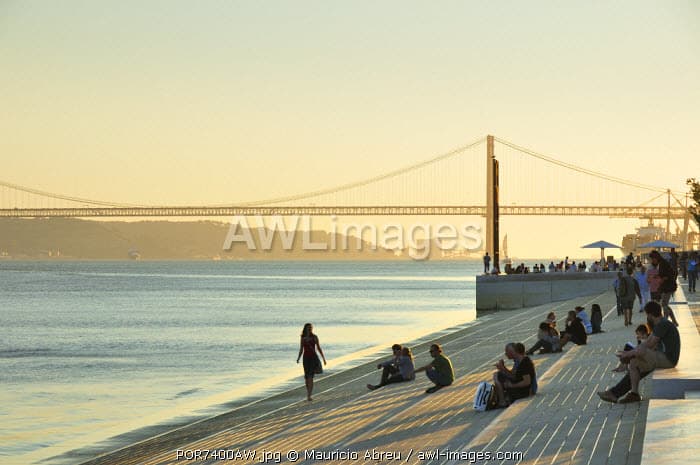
[1,1,698,257]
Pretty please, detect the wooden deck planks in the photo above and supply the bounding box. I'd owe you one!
[75,290,658,465]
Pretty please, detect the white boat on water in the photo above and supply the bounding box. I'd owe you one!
[502,234,512,265]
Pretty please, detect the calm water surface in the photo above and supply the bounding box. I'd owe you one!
[0,260,477,464]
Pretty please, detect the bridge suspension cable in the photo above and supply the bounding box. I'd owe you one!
[0,135,689,211]
[494,137,683,195]
[0,179,143,208]
[228,136,487,207]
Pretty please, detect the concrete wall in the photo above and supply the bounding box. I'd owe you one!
[476,272,617,310]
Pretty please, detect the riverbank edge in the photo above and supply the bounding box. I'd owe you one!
[57,317,484,465]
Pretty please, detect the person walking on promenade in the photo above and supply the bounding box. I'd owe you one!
[597,301,680,403]
[679,252,688,280]
[414,343,454,393]
[646,261,662,302]
[687,252,698,293]
[670,248,679,274]
[635,265,650,312]
[619,268,642,327]
[614,271,624,316]
[483,252,491,274]
[493,342,537,408]
[296,323,327,401]
[650,250,679,326]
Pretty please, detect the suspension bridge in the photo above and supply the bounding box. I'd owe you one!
[0,135,690,220]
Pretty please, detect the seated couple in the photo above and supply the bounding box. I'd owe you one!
[493,342,537,408]
[568,305,602,336]
[368,343,455,394]
[527,305,595,355]
[526,322,561,355]
[367,344,415,390]
[598,301,680,403]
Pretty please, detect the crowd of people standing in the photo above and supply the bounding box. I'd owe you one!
[484,249,698,294]
[611,249,698,327]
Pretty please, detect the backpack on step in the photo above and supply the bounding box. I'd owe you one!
[473,381,496,412]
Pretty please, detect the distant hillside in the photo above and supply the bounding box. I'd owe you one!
[0,218,400,260]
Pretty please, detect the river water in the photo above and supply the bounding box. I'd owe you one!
[0,260,478,464]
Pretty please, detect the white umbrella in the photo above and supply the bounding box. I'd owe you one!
[637,239,680,249]
[581,240,621,264]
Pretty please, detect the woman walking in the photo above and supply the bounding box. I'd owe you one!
[296,323,327,401]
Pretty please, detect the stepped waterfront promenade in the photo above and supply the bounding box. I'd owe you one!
[62,288,699,465]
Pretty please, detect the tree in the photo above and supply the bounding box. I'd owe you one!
[688,178,700,227]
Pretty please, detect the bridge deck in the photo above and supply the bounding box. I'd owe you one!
[70,290,658,465]
[0,205,689,218]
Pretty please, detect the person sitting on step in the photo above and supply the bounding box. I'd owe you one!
[574,305,593,334]
[414,343,454,394]
[612,324,649,373]
[526,322,561,355]
[493,342,537,408]
[597,301,680,404]
[367,344,402,390]
[590,304,604,333]
[559,310,587,349]
[367,346,415,390]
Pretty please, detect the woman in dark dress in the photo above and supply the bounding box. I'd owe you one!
[296,323,327,401]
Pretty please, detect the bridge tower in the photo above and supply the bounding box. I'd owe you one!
[485,135,499,270]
